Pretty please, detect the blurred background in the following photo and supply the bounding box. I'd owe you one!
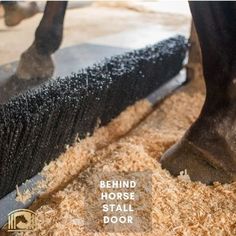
[0,0,191,66]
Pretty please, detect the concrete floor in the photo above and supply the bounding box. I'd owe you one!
[0,3,191,65]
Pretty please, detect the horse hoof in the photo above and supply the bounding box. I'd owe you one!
[4,2,39,27]
[160,116,236,184]
[16,44,54,80]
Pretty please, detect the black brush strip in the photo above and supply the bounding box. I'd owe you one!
[0,35,187,198]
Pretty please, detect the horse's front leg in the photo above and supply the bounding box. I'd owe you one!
[161,2,236,184]
[16,1,68,80]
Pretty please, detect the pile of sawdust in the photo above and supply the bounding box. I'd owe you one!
[15,78,236,235]
[15,99,152,204]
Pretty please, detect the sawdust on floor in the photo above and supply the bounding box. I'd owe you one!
[14,72,236,235]
[15,99,152,204]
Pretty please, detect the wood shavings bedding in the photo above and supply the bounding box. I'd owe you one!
[15,99,152,204]
[15,78,236,235]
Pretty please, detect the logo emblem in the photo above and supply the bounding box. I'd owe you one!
[8,209,35,232]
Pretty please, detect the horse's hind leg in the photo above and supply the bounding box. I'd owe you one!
[16,1,68,80]
[2,1,39,27]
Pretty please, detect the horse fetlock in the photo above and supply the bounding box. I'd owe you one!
[16,44,54,80]
[160,112,236,184]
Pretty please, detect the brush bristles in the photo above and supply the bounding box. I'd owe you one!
[0,35,187,198]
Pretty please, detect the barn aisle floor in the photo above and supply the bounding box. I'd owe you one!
[0,2,190,65]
